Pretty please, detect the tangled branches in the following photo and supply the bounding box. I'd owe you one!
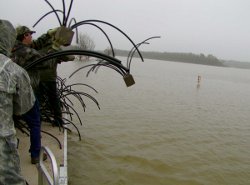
[39,76,100,141]
[15,0,160,143]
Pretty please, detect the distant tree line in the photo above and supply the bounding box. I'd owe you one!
[113,49,225,67]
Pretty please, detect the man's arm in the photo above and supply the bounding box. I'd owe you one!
[32,33,53,50]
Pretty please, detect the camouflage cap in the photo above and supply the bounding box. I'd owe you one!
[16,26,36,37]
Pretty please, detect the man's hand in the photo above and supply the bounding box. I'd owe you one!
[47,27,59,37]
[66,55,75,61]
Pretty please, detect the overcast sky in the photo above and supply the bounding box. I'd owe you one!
[1,0,250,62]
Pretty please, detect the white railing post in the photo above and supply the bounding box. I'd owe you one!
[37,146,59,185]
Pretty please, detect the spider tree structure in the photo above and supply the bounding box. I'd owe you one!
[17,0,160,141]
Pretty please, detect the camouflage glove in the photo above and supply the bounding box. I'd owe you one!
[58,55,75,62]
[51,40,62,50]
[66,55,75,61]
[52,37,69,50]
[47,27,59,37]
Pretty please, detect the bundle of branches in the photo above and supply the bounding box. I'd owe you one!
[33,0,160,74]
[15,0,160,142]
[15,39,159,142]
[14,75,99,143]
[39,76,100,141]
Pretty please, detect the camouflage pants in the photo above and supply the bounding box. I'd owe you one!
[0,135,26,185]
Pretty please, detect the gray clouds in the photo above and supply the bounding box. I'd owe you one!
[1,0,250,61]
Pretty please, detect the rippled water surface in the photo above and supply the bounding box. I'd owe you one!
[58,58,250,185]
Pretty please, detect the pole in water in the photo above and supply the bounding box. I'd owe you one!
[197,75,201,83]
[197,75,201,89]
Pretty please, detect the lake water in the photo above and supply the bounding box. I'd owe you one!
[58,58,250,185]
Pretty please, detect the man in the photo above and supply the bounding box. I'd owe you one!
[39,46,75,127]
[13,25,54,95]
[0,19,35,185]
[12,25,72,162]
[11,25,55,164]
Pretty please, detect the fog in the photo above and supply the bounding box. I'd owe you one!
[1,0,250,62]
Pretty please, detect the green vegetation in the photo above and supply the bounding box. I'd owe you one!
[112,49,250,69]
[114,49,225,67]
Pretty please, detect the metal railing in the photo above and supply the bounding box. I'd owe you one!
[37,146,59,185]
[59,125,68,185]
[37,125,68,185]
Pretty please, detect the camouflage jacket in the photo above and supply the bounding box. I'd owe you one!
[0,54,35,137]
[31,33,53,50]
[11,37,53,94]
[38,47,72,82]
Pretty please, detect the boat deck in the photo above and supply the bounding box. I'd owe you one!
[17,122,66,185]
